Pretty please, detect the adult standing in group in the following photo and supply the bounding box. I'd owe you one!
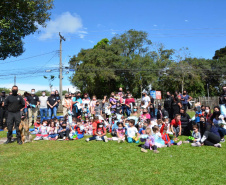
[118,87,124,98]
[4,86,25,144]
[62,93,72,116]
[39,91,48,123]
[219,85,226,117]
[82,93,90,109]
[47,91,58,118]
[72,92,83,118]
[125,93,135,116]
[148,96,155,118]
[171,97,182,119]
[180,90,192,111]
[0,91,7,129]
[164,92,173,117]
[109,92,117,114]
[27,89,39,127]
[142,92,150,108]
[55,90,61,113]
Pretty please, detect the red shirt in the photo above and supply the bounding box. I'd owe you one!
[34,122,41,129]
[125,98,135,106]
[170,119,181,127]
[24,98,27,108]
[96,127,106,135]
[92,122,97,135]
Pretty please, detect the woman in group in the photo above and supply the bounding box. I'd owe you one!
[125,93,135,116]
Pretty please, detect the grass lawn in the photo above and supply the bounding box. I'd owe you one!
[0,129,226,184]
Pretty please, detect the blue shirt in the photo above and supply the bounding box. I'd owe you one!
[180,94,189,104]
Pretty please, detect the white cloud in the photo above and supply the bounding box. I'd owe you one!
[153,24,158,27]
[88,40,94,43]
[1,83,78,93]
[185,20,189,22]
[39,12,87,40]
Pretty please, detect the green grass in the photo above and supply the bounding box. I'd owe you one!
[0,129,225,185]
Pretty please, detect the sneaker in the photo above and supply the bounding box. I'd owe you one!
[86,138,89,142]
[63,137,66,140]
[167,143,171,147]
[183,141,190,144]
[34,136,41,141]
[141,148,147,153]
[191,142,201,147]
[220,138,225,143]
[104,136,108,142]
[43,137,49,140]
[4,139,13,144]
[214,143,222,148]
[118,139,121,143]
[153,150,159,154]
[177,141,182,146]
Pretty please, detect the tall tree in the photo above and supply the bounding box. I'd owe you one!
[213,46,226,59]
[0,0,54,60]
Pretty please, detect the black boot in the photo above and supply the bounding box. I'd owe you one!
[17,138,22,145]
[4,139,13,144]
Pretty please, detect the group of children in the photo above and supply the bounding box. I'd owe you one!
[30,111,210,154]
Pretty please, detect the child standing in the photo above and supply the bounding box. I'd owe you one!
[125,119,140,143]
[117,122,125,143]
[140,128,159,153]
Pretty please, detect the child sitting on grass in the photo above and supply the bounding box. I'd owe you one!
[161,125,182,147]
[74,122,85,139]
[183,124,201,147]
[140,128,159,153]
[125,119,140,143]
[48,121,58,140]
[157,119,163,129]
[116,122,125,143]
[152,125,167,148]
[86,121,108,142]
[31,117,41,134]
[34,120,49,140]
[58,122,70,140]
[170,114,182,141]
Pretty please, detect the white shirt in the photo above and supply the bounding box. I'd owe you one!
[126,126,138,138]
[39,96,48,109]
[142,96,150,107]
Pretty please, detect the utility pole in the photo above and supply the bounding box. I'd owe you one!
[59,32,66,111]
[14,75,16,85]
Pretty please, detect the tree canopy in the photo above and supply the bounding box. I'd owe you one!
[69,30,226,98]
[0,0,54,60]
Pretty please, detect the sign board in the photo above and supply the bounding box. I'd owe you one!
[156,91,162,99]
[150,90,156,99]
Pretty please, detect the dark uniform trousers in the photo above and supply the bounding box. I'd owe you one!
[7,111,21,140]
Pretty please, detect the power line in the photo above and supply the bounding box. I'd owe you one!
[0,50,58,65]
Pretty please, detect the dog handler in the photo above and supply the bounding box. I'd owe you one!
[4,85,25,145]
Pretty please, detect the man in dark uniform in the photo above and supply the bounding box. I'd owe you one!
[0,91,7,129]
[4,86,25,144]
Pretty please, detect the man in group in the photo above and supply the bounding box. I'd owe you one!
[142,91,150,108]
[180,90,192,111]
[164,92,173,116]
[47,91,58,118]
[27,89,39,127]
[39,91,48,123]
[4,86,25,144]
[0,91,7,129]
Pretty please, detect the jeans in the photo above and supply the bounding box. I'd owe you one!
[40,108,48,123]
[126,107,131,117]
[127,137,139,143]
[218,127,226,138]
[88,135,106,142]
[48,107,57,118]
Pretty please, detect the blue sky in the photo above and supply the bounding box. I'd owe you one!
[1,0,226,92]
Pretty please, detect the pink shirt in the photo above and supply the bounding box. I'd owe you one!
[140,113,151,120]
